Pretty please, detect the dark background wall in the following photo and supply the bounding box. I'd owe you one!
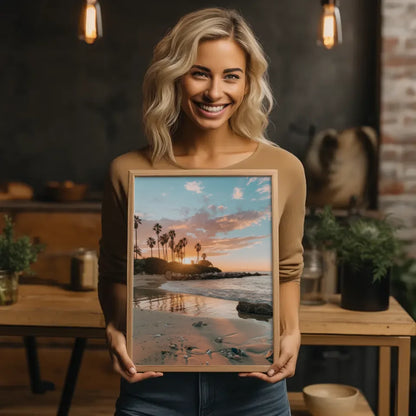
[0,0,379,196]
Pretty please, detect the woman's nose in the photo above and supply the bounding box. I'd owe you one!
[203,78,222,102]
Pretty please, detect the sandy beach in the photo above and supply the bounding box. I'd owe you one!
[132,274,274,369]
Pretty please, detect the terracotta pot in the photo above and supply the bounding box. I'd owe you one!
[0,270,19,306]
[340,262,390,311]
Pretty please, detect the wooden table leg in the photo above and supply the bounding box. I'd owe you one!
[378,346,391,416]
[396,337,410,416]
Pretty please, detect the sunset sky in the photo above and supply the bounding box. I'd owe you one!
[134,175,273,271]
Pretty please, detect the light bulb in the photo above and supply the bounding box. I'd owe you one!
[79,0,103,45]
[318,0,342,50]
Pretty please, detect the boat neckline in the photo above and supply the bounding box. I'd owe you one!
[166,142,264,170]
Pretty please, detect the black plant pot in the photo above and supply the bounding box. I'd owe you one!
[340,263,390,311]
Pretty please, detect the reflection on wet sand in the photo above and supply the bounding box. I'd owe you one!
[132,274,273,367]
[134,288,243,320]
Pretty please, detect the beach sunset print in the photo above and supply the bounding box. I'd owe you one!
[130,173,277,370]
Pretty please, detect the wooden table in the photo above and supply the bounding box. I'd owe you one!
[300,295,416,416]
[0,284,105,416]
[0,285,415,416]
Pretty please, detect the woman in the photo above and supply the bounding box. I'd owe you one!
[99,8,305,416]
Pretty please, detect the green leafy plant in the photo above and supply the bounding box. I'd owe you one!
[307,206,403,281]
[0,215,44,274]
[304,206,342,250]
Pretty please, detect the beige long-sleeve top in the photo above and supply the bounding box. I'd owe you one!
[99,142,306,284]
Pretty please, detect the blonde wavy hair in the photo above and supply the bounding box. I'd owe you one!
[142,8,275,163]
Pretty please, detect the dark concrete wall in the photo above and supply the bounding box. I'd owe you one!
[0,0,379,196]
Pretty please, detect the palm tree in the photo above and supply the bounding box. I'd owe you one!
[153,223,162,258]
[134,215,142,257]
[195,242,201,263]
[177,241,184,263]
[134,244,142,258]
[160,233,169,260]
[181,237,188,262]
[174,243,181,262]
[168,230,176,262]
[168,239,174,262]
[146,237,156,257]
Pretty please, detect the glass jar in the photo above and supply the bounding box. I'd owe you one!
[301,249,325,305]
[0,270,19,306]
[70,248,98,291]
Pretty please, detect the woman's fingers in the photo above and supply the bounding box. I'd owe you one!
[111,355,162,383]
[238,333,300,383]
[238,356,294,383]
[110,338,136,375]
[110,343,163,382]
[106,323,163,382]
[269,349,295,378]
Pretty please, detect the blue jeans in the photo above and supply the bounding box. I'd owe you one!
[115,373,291,416]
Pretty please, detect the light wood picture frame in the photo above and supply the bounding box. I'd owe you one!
[127,169,279,372]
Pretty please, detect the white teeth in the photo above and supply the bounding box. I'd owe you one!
[198,103,226,113]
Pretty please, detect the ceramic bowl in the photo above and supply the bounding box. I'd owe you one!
[303,383,359,416]
[46,181,88,202]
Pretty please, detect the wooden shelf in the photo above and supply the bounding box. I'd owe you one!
[289,391,375,416]
[0,200,101,212]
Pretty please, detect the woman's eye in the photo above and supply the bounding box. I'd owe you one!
[225,73,240,80]
[191,71,208,78]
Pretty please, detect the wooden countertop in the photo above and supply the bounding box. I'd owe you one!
[300,295,416,336]
[0,285,415,338]
[0,284,105,337]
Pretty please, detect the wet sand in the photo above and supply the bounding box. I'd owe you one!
[134,273,168,289]
[132,274,273,368]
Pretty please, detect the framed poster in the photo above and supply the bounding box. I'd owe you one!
[127,169,279,372]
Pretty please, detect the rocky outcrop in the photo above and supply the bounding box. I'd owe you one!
[236,301,273,317]
[166,271,265,281]
[134,258,221,276]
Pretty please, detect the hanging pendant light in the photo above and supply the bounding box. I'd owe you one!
[318,0,342,49]
[79,0,103,44]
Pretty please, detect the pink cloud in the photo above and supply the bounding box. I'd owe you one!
[144,209,269,240]
[135,209,270,257]
[212,211,266,233]
[207,204,227,214]
[204,235,267,255]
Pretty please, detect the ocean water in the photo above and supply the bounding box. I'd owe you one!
[160,273,272,304]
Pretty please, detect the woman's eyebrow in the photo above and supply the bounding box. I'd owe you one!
[223,68,244,74]
[191,65,244,74]
[191,65,211,72]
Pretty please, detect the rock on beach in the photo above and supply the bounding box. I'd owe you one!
[236,301,273,317]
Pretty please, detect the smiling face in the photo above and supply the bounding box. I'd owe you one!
[179,38,248,133]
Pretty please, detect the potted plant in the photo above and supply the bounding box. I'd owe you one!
[0,215,43,305]
[310,206,402,311]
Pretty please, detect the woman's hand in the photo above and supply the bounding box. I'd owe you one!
[106,322,163,383]
[238,330,300,383]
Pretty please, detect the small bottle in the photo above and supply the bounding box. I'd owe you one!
[70,248,98,291]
